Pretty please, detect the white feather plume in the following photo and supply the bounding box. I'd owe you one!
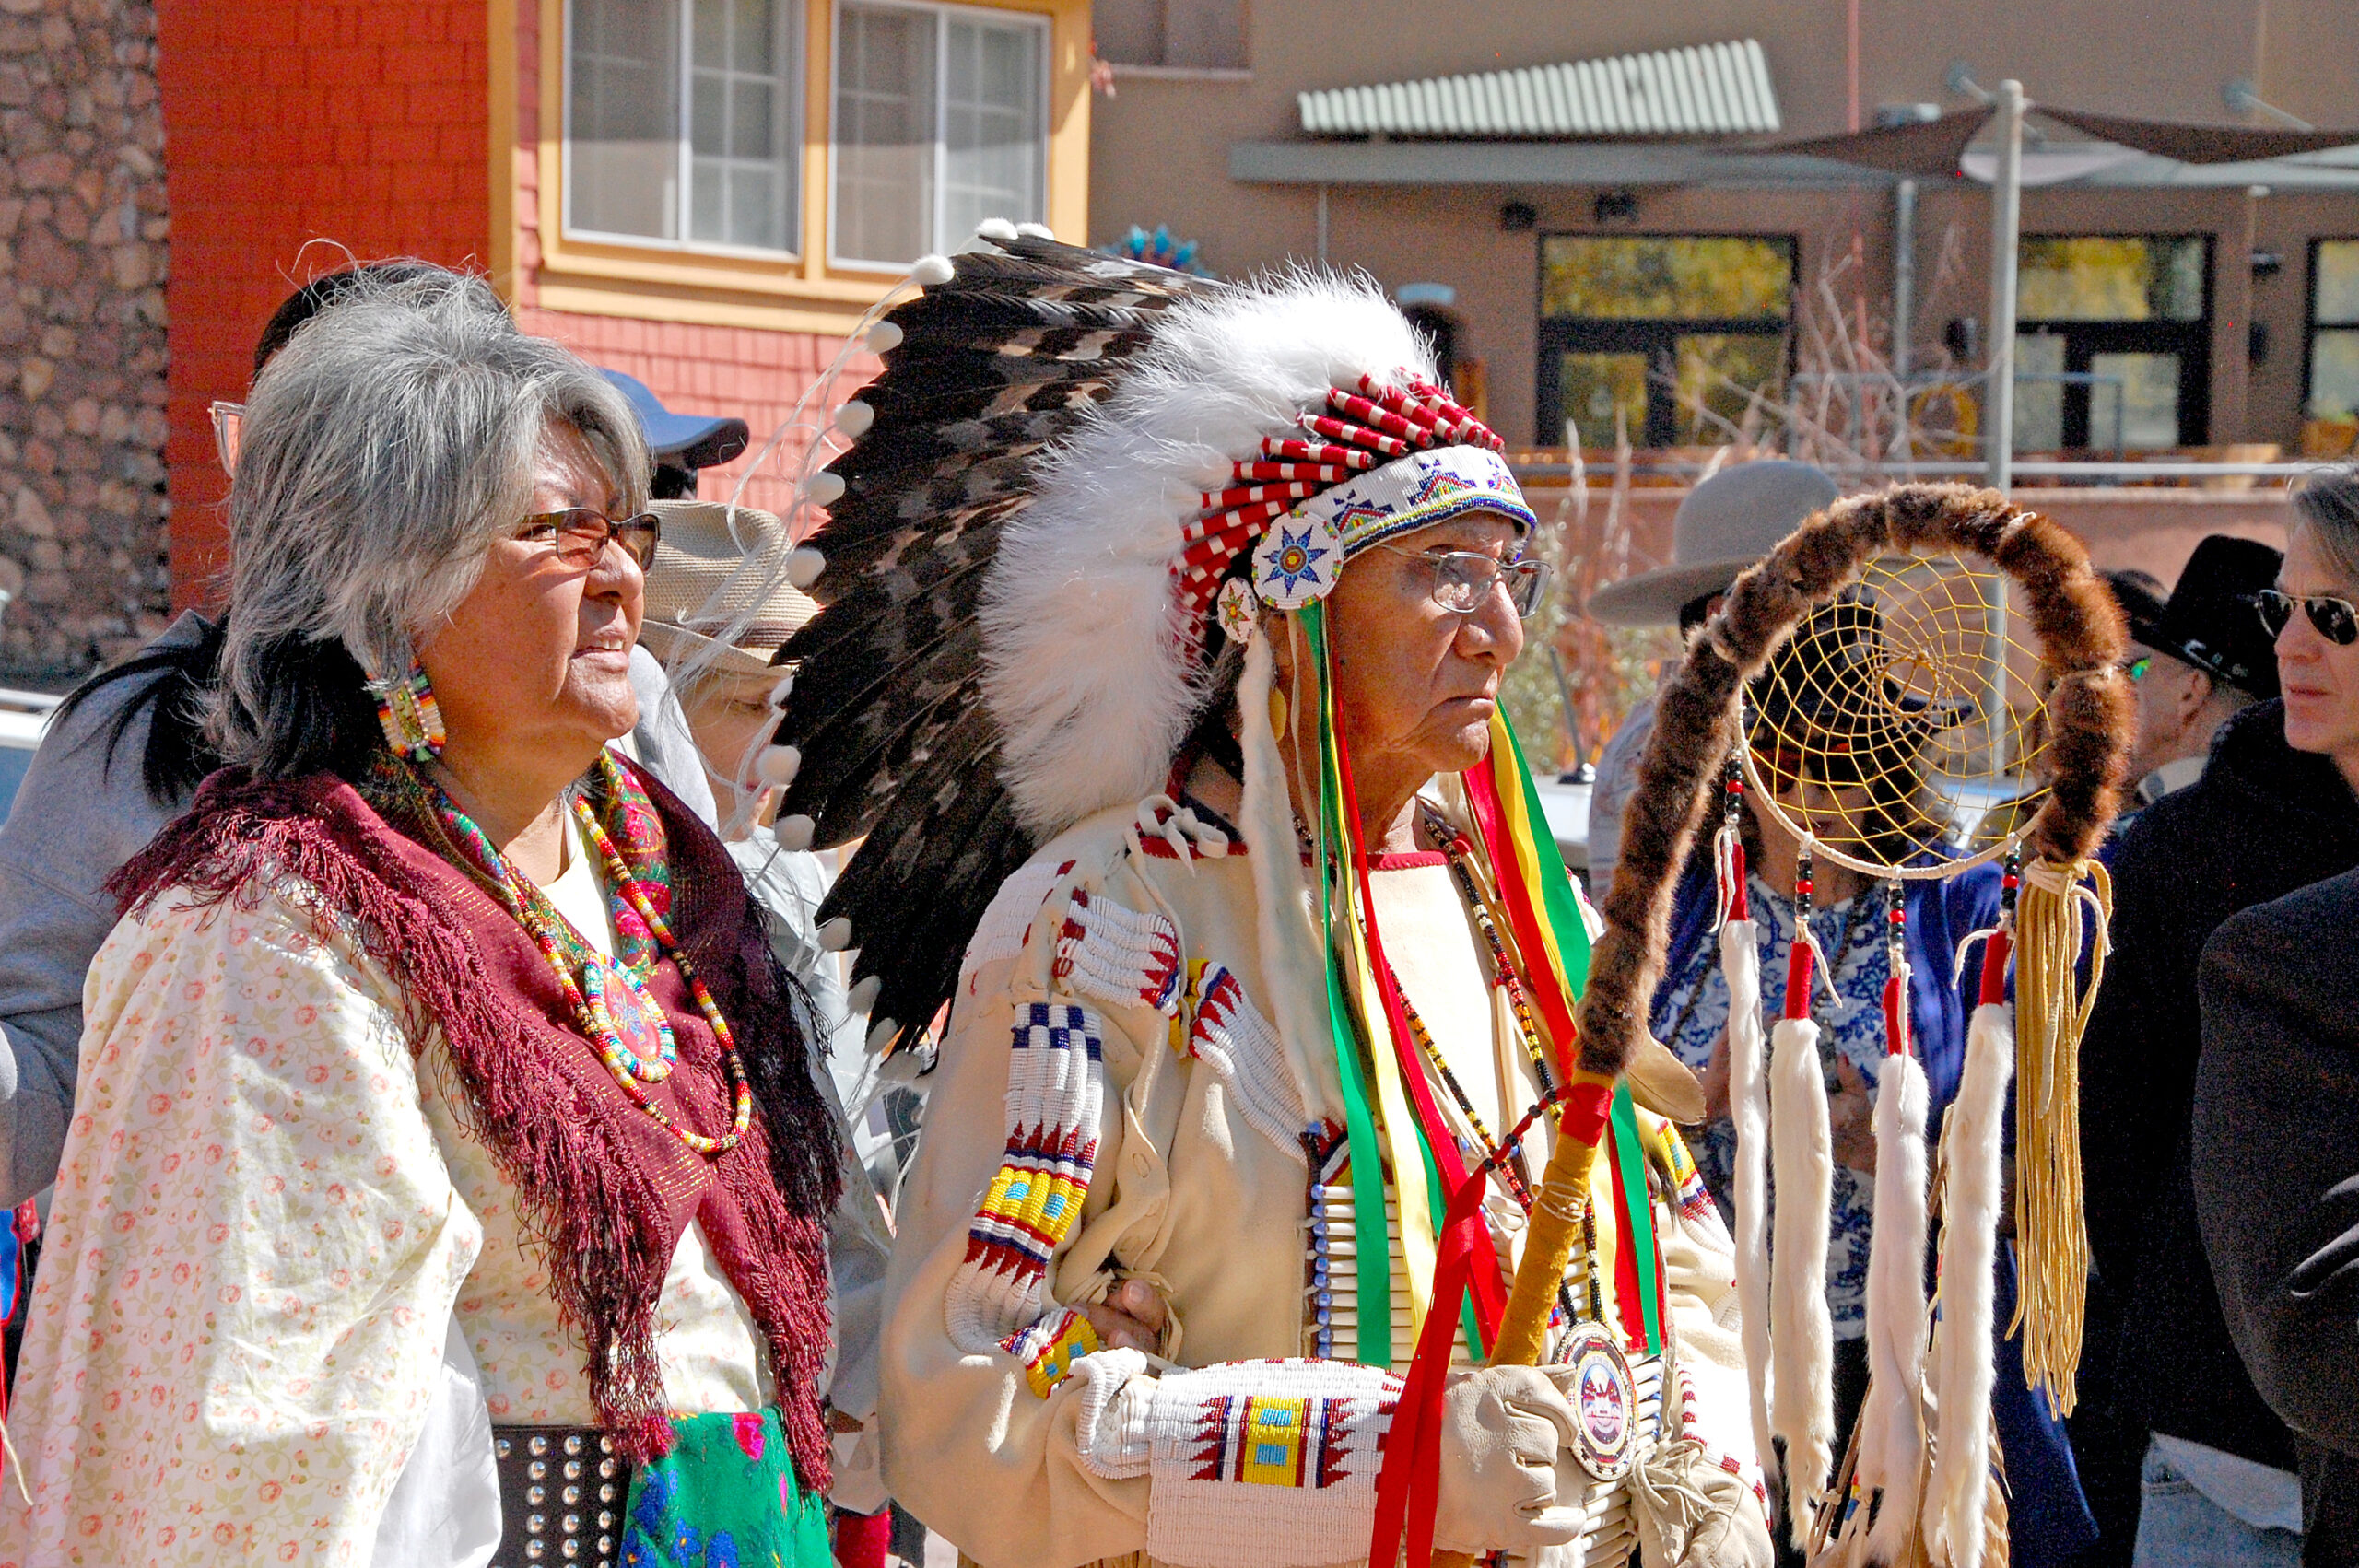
[1922,1001,2014,1568]
[1768,1014,1837,1529]
[979,271,1435,837]
[1721,919,1780,1505]
[1860,1047,1931,1564]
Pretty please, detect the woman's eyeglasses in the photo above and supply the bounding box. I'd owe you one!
[2255,588,2359,648]
[210,400,243,476]
[517,508,662,570]
[1375,544,1553,618]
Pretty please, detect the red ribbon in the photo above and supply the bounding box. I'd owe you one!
[1332,719,1508,1341]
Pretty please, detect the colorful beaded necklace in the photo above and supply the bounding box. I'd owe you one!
[429,760,755,1160]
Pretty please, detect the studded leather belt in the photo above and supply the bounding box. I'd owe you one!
[490,1425,634,1567]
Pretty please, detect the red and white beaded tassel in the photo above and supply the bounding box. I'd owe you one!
[1924,852,2021,1568]
[1715,754,1780,1514]
[1768,837,1837,1534]
[1859,878,1932,1565]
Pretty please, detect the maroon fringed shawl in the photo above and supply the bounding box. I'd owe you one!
[110,763,840,1486]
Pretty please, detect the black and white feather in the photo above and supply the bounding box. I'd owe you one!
[774,233,1431,1054]
[773,233,1218,1049]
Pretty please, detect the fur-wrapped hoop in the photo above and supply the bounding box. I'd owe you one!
[1575,481,2130,1082]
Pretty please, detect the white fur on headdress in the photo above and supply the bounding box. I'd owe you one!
[978,271,1435,838]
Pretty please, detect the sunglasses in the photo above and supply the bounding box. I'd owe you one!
[1374,544,1553,618]
[517,508,662,570]
[2255,588,2359,648]
[2121,654,2153,682]
[1752,743,1874,792]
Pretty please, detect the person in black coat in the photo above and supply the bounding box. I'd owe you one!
[2079,472,2359,1565]
[2197,865,2359,1566]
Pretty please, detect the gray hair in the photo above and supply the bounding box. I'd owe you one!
[210,266,649,777]
[2294,467,2359,587]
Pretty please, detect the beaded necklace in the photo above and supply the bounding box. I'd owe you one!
[430,770,755,1160]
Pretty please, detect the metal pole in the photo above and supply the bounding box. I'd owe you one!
[1986,80,2025,491]
[1893,179,1918,378]
[1985,81,2025,778]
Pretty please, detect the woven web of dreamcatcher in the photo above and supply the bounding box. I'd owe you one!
[1740,552,2051,880]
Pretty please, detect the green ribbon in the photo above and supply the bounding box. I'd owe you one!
[1304,605,1393,1366]
[1607,1081,1665,1354]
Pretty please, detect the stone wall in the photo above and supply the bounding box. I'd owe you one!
[0,0,171,682]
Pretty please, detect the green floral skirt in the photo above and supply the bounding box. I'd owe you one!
[618,1408,834,1568]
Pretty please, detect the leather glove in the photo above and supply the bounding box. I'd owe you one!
[1434,1364,1594,1555]
[1629,1438,1774,1568]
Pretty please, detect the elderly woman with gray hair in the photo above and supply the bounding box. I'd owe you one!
[0,270,839,1568]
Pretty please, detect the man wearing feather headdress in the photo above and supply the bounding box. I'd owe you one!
[768,230,1770,1568]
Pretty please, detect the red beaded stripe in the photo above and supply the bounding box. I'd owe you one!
[1198,480,1324,511]
[1229,461,1352,484]
[1259,438,1376,469]
[1299,413,1412,457]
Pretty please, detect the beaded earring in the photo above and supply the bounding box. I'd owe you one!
[369,661,446,761]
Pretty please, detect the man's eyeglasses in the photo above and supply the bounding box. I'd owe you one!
[1374,544,1553,618]
[2255,588,2359,648]
[517,508,662,570]
[2122,654,2153,682]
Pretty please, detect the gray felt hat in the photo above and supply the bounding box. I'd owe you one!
[1583,460,1841,627]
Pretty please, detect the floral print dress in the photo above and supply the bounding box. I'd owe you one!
[1654,872,1893,1340]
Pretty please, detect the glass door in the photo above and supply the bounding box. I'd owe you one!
[2013,236,2212,451]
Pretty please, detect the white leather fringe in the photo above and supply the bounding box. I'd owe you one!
[1238,633,1345,1124]
[1721,919,1779,1504]
[1922,1001,2014,1568]
[1768,1014,1836,1526]
[1858,1048,1931,1565]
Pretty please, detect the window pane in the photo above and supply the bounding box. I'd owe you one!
[2318,241,2359,326]
[2013,333,2066,451]
[1675,334,1785,444]
[1541,237,1793,321]
[2310,328,2359,417]
[1559,352,1648,443]
[689,0,797,250]
[2018,236,2207,322]
[568,0,681,240]
[834,1,935,264]
[2088,351,2182,449]
[940,16,1044,245]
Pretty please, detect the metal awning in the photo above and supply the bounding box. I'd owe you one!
[1234,102,2359,190]
[1297,39,1778,139]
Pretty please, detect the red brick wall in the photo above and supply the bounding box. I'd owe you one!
[156,0,491,604]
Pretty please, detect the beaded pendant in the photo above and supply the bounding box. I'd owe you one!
[581,950,678,1084]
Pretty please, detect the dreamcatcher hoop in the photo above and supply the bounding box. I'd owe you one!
[1484,483,2129,1568]
[1732,548,2060,883]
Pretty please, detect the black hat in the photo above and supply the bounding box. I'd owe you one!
[2130,535,2283,699]
[1750,591,1964,784]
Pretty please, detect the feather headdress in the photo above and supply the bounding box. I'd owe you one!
[773,232,1520,1053]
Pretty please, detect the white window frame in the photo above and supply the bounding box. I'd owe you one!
[561,0,807,260]
[827,0,1050,272]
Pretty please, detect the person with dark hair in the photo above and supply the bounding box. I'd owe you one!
[1648,595,2001,1426]
[0,262,717,1211]
[2079,471,2359,1567]
[0,266,840,1564]
[1583,461,1841,895]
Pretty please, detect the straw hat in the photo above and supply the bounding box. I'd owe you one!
[1583,460,1839,626]
[637,500,818,674]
